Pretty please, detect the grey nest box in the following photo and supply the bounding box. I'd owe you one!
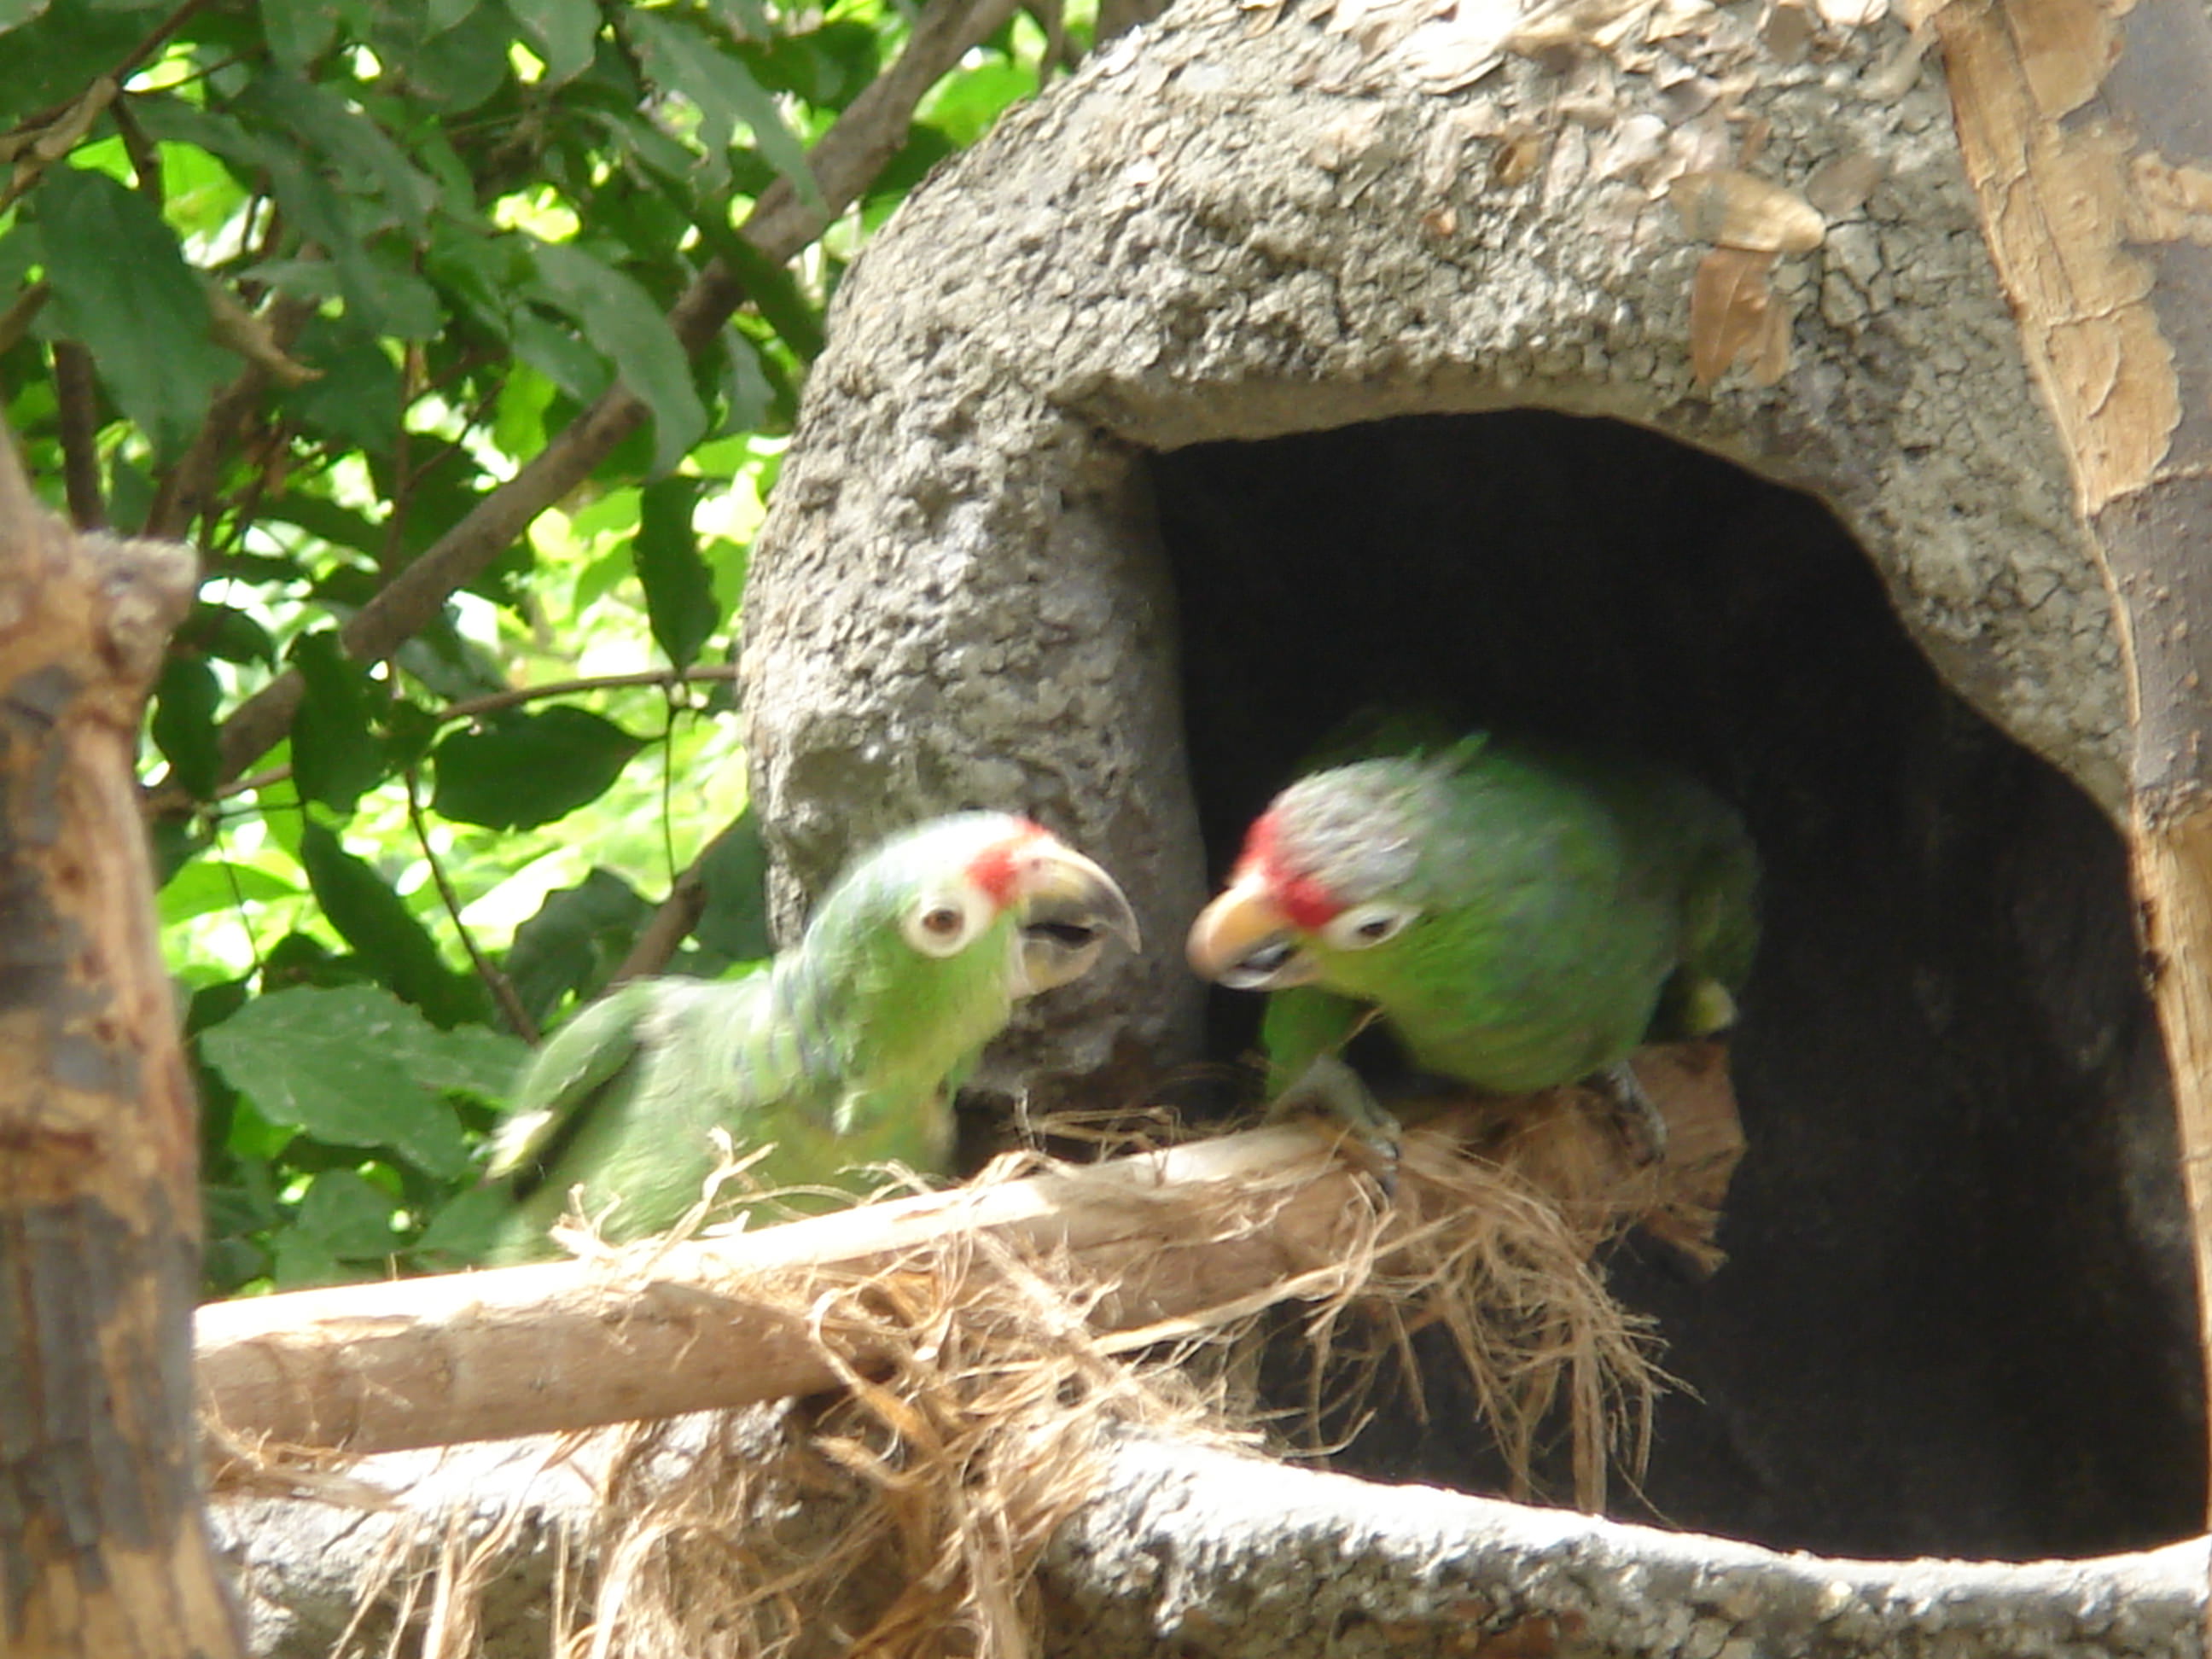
[743,0,2198,1562]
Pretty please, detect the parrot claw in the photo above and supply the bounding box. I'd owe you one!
[1266,1052,1404,1197]
[1592,1059,1668,1166]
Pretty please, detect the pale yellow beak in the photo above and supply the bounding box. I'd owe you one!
[1011,841,1142,995]
[1186,870,1317,991]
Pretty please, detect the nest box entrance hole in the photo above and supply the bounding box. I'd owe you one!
[1150,409,2203,1560]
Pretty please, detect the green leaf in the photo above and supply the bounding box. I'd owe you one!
[256,150,397,335]
[296,1169,399,1259]
[378,0,512,109]
[254,494,385,562]
[431,707,643,830]
[183,602,277,666]
[158,859,299,928]
[424,218,523,332]
[634,476,716,670]
[0,5,145,125]
[415,1020,530,1100]
[394,616,509,703]
[271,1229,355,1289]
[503,867,649,1022]
[719,331,776,432]
[739,20,879,109]
[38,167,231,459]
[282,316,404,454]
[509,0,600,84]
[527,239,705,472]
[919,58,1033,147]
[259,0,340,69]
[694,812,771,962]
[151,654,223,800]
[666,189,823,364]
[198,984,475,1177]
[148,817,205,888]
[289,632,385,814]
[243,76,438,233]
[624,11,822,212]
[412,1183,510,1264]
[298,821,485,1027]
[509,307,612,405]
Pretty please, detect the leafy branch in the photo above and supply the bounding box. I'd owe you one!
[201,0,1029,794]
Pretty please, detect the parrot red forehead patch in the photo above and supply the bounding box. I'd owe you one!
[1241,812,1344,932]
[964,818,1051,908]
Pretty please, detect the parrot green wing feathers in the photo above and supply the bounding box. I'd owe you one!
[483,980,663,1184]
[482,812,1139,1264]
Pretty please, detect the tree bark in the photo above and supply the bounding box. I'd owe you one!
[211,1433,2209,1659]
[1909,0,2212,1510]
[0,441,241,1654]
[1039,1439,2208,1659]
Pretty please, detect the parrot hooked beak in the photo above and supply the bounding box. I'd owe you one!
[1186,867,1319,992]
[999,834,1143,994]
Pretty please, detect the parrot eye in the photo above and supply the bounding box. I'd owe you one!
[904,891,986,957]
[1321,902,1418,952]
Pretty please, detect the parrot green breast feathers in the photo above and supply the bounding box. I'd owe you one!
[483,812,1139,1264]
[1186,733,1758,1150]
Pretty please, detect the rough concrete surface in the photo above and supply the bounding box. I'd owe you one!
[744,0,2125,1112]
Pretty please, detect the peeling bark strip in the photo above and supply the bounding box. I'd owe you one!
[0,442,241,1656]
[1914,0,2212,1510]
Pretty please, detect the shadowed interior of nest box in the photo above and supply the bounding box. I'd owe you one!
[1150,409,2204,1561]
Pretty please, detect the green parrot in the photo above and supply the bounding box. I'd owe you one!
[1185,734,1757,1160]
[484,812,1140,1265]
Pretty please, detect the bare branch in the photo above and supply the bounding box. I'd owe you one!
[439,664,741,725]
[0,282,50,358]
[51,341,107,530]
[607,812,742,984]
[143,295,313,541]
[403,767,538,1044]
[195,1125,1365,1456]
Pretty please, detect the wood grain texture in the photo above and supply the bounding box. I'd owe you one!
[0,440,239,1656]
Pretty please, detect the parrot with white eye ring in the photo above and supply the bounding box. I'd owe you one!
[1185,734,1757,1170]
[483,812,1141,1265]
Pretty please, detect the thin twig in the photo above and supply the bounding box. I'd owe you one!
[403,765,539,1044]
[439,664,741,725]
[51,342,108,530]
[4,0,212,135]
[0,284,51,360]
[660,692,680,890]
[143,294,315,540]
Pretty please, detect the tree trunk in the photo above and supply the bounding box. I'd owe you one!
[1910,0,2212,1512]
[0,440,241,1656]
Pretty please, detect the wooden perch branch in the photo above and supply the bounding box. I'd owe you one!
[196,1126,1369,1458]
